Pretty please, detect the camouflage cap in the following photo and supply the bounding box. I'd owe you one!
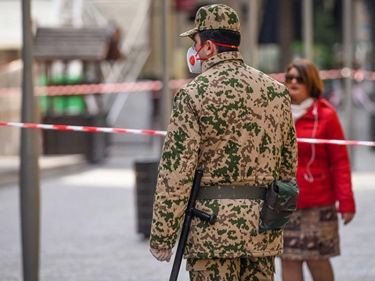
[180,4,240,38]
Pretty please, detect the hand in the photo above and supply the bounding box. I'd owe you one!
[150,248,173,262]
[341,212,355,225]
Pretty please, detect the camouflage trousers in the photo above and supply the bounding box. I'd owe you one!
[186,256,275,281]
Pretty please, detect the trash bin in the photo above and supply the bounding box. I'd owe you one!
[133,158,159,238]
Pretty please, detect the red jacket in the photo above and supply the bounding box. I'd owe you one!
[295,98,355,213]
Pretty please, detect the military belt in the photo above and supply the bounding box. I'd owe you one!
[197,185,267,200]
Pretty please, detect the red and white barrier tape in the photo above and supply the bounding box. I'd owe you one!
[0,81,163,97]
[297,138,375,147]
[0,121,374,147]
[0,122,167,136]
[0,68,372,97]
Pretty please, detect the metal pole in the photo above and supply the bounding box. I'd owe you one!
[21,0,41,280]
[161,0,171,131]
[302,0,313,60]
[278,0,293,71]
[248,0,259,68]
[343,0,354,160]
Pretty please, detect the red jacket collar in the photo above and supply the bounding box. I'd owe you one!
[301,98,332,119]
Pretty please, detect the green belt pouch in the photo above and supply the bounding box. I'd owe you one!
[259,178,299,233]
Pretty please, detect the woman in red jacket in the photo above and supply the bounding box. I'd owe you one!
[279,59,356,281]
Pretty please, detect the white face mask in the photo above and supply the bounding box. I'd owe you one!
[186,41,238,74]
[186,46,203,74]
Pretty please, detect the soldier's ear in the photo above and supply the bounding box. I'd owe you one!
[205,40,217,56]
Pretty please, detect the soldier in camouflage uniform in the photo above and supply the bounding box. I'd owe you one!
[149,4,297,281]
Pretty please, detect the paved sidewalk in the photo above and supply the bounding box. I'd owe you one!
[1,144,375,280]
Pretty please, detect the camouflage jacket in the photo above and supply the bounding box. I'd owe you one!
[150,51,297,259]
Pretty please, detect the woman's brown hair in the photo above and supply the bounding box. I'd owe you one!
[285,59,324,98]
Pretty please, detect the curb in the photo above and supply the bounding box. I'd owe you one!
[0,154,88,187]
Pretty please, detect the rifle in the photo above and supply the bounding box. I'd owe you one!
[169,170,217,281]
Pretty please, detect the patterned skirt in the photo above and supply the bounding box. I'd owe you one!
[279,204,340,261]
